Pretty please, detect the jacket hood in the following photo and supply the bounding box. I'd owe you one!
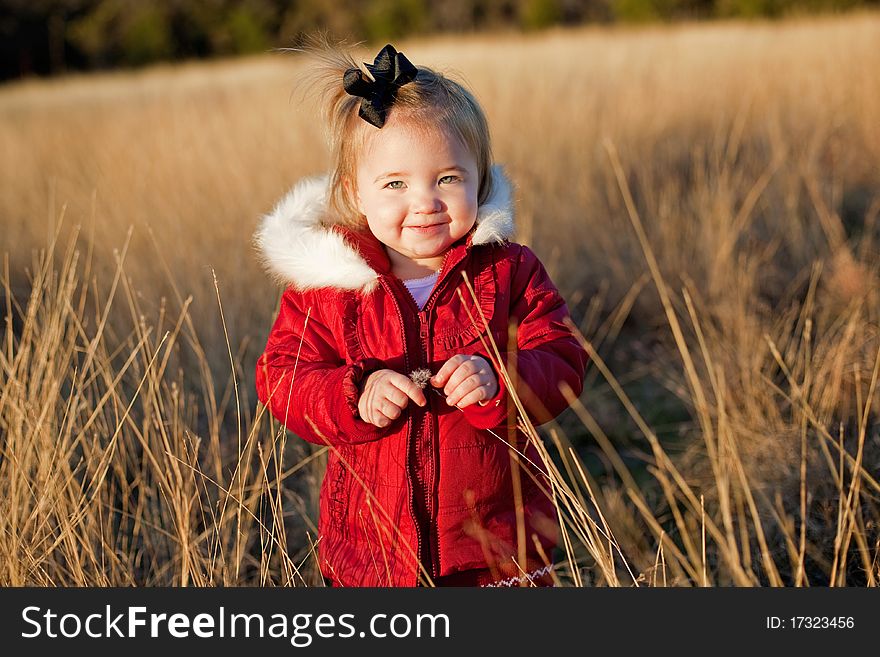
[254,165,515,292]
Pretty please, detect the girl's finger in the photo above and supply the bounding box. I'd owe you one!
[382,385,409,409]
[431,355,468,387]
[372,407,396,428]
[379,400,402,420]
[389,373,427,407]
[443,360,482,397]
[445,372,484,407]
[361,407,377,426]
[452,387,488,409]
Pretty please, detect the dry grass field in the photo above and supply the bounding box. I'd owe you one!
[1,11,879,586]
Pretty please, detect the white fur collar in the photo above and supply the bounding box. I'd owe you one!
[254,165,515,292]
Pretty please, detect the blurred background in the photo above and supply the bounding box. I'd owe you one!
[2,0,878,80]
[1,2,878,587]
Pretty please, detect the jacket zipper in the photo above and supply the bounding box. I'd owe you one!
[413,250,457,580]
[377,275,421,585]
[386,249,461,584]
[417,308,437,578]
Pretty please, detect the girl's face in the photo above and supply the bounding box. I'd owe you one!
[354,117,479,275]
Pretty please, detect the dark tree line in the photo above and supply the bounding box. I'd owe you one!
[1,0,872,81]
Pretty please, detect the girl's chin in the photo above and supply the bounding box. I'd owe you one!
[402,242,451,259]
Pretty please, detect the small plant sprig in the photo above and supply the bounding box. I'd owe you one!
[409,368,451,402]
[409,368,433,389]
[410,367,482,415]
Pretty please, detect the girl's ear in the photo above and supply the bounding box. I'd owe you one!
[343,177,365,216]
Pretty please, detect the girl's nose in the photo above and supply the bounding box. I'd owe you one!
[411,189,442,214]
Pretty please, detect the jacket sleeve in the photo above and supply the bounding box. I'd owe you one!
[255,287,394,446]
[462,245,588,430]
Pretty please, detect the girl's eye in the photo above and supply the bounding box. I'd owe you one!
[384,180,405,189]
[439,175,460,184]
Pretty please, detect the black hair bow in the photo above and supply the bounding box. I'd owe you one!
[343,44,418,128]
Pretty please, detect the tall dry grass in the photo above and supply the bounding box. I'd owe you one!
[1,12,879,585]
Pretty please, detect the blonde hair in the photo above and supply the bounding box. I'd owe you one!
[304,43,494,228]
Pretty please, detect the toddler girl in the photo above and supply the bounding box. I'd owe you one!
[255,44,588,587]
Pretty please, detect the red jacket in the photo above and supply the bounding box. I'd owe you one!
[254,167,588,586]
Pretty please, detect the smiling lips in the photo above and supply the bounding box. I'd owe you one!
[405,222,448,232]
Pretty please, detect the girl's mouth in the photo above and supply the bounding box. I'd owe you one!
[406,223,447,234]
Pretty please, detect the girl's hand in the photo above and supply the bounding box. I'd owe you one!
[357,369,427,428]
[431,355,498,408]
